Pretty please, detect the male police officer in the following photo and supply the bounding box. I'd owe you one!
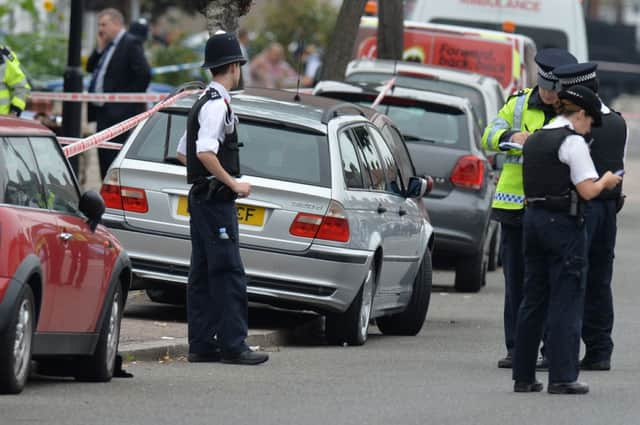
[553,63,627,371]
[482,48,577,369]
[176,32,268,365]
[0,45,30,116]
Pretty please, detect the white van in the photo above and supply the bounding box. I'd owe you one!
[408,0,588,61]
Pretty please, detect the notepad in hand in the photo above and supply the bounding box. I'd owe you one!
[499,142,523,151]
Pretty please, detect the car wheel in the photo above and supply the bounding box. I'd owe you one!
[325,263,376,346]
[454,247,488,293]
[75,284,122,382]
[146,287,186,305]
[488,223,501,272]
[0,285,34,394]
[377,249,432,336]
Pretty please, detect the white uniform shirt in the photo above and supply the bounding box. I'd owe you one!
[176,81,236,156]
[542,115,598,185]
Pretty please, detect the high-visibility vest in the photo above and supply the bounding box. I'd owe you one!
[481,88,548,210]
[0,46,31,115]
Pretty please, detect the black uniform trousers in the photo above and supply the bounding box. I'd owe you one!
[501,222,525,354]
[513,207,587,384]
[187,192,249,355]
[582,199,617,362]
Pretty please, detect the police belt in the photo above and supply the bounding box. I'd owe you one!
[190,177,237,202]
[525,191,581,216]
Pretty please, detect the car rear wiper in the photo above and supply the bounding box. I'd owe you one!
[403,134,437,143]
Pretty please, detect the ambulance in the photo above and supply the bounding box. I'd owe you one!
[407,0,588,61]
[354,17,537,96]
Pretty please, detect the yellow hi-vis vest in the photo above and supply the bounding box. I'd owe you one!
[0,46,31,115]
[481,88,547,211]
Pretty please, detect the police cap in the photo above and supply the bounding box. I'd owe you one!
[558,85,602,127]
[552,62,598,90]
[534,48,577,91]
[202,31,247,70]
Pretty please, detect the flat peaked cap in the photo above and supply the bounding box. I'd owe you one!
[553,62,598,88]
[534,48,577,90]
[559,85,602,127]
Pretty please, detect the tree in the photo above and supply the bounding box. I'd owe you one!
[188,0,253,34]
[320,0,367,81]
[377,0,403,60]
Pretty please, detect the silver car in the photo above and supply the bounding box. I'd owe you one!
[100,88,434,345]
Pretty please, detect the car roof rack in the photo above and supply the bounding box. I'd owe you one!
[320,103,368,124]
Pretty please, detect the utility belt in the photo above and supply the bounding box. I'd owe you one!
[526,190,584,219]
[190,177,237,202]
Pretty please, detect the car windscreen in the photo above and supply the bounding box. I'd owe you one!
[126,111,331,187]
[346,72,486,128]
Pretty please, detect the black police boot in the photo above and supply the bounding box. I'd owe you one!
[580,358,611,371]
[187,351,222,363]
[498,352,513,369]
[514,381,544,393]
[221,349,269,365]
[547,381,589,394]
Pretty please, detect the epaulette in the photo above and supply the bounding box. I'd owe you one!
[0,46,14,61]
[506,89,528,102]
[207,87,222,101]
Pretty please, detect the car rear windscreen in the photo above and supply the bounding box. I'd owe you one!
[346,72,486,127]
[126,111,331,187]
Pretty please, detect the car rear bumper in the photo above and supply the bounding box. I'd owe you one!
[104,221,374,314]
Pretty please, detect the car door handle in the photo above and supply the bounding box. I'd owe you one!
[398,208,407,217]
[58,232,73,242]
[377,205,387,214]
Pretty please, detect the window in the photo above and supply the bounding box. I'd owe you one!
[29,137,81,215]
[380,124,415,190]
[338,130,365,189]
[0,137,43,208]
[368,127,403,195]
[352,126,385,191]
[126,112,186,163]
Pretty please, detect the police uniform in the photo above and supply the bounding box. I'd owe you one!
[482,48,577,367]
[176,32,268,365]
[553,63,628,370]
[0,45,30,116]
[513,86,603,394]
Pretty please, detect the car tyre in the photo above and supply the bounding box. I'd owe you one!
[488,223,501,272]
[454,247,487,293]
[377,249,432,336]
[146,287,186,305]
[0,285,35,394]
[325,263,376,346]
[75,284,123,382]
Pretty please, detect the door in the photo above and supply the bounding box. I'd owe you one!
[29,136,106,333]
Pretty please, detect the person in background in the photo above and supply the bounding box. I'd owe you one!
[249,42,298,89]
[87,8,151,179]
[0,44,30,116]
[553,62,628,372]
[238,28,252,87]
[513,85,621,394]
[301,44,322,88]
[481,48,578,370]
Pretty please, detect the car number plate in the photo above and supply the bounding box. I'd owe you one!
[177,196,265,227]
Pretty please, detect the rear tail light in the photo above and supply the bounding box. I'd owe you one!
[289,200,350,243]
[450,155,484,190]
[100,169,149,213]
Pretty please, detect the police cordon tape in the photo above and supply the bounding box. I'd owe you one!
[58,137,123,151]
[30,91,169,103]
[62,89,199,158]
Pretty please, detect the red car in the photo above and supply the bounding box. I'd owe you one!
[0,116,131,394]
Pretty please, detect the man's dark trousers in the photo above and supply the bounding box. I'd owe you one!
[187,194,249,355]
[501,222,525,355]
[582,199,617,363]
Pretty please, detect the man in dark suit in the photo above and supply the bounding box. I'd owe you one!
[87,8,151,179]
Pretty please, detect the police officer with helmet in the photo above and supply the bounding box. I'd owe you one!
[176,32,269,365]
[512,85,621,394]
[482,48,577,369]
[553,62,627,371]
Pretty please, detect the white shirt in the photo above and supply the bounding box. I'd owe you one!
[176,81,236,156]
[543,116,598,185]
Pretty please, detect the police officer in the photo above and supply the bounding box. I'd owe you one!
[553,63,627,371]
[513,85,621,394]
[176,32,268,365]
[482,48,577,369]
[0,45,30,116]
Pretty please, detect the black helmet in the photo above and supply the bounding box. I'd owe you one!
[201,32,246,69]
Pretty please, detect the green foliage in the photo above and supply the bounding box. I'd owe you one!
[0,0,38,21]
[149,42,206,86]
[4,32,68,84]
[248,0,338,62]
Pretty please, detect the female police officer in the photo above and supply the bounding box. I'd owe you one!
[176,32,268,365]
[512,86,621,394]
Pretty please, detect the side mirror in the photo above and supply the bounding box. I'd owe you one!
[407,176,433,198]
[79,190,106,232]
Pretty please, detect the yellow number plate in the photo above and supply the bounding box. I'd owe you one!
[177,196,265,227]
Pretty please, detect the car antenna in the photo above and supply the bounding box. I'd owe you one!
[293,40,305,102]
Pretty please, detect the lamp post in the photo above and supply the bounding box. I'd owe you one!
[62,0,84,174]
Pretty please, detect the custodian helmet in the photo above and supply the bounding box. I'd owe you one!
[201,31,247,69]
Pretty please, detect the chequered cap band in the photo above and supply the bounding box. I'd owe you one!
[560,72,597,86]
[538,67,558,81]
